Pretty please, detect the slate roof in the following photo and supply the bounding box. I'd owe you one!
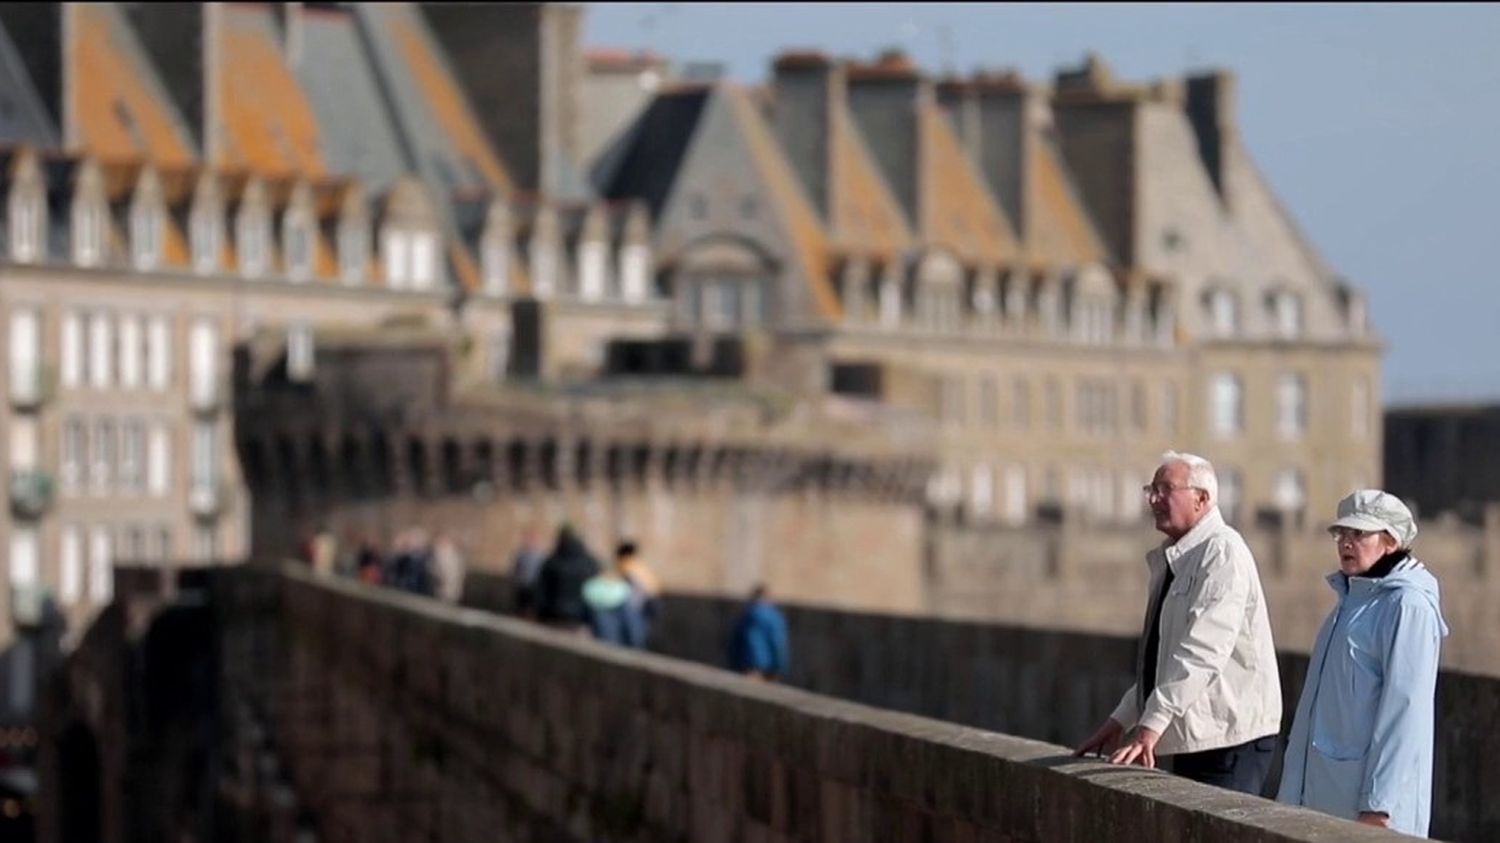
[71,3,196,166]
[0,21,58,146]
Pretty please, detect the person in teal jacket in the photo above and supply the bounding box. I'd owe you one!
[1278,489,1448,836]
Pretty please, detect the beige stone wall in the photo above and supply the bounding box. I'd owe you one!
[254,480,927,616]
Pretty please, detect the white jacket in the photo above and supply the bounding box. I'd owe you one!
[1110,508,1283,755]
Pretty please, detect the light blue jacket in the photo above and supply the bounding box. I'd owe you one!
[1277,555,1448,837]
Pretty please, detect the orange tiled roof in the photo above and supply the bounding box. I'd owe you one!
[730,87,840,321]
[831,108,911,261]
[388,15,514,194]
[1026,136,1110,267]
[217,5,327,176]
[70,6,196,168]
[919,105,1017,264]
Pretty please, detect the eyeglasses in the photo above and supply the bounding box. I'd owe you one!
[1329,527,1382,544]
[1141,483,1201,500]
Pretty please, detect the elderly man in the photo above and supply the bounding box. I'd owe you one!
[1075,451,1282,795]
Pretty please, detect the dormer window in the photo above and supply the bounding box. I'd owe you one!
[578,239,608,301]
[283,213,313,281]
[237,209,269,277]
[72,201,106,267]
[191,208,221,274]
[619,243,649,302]
[482,236,508,296]
[1206,287,1239,337]
[1073,296,1114,346]
[338,222,368,285]
[1269,289,1303,339]
[411,231,437,289]
[8,189,43,263]
[130,203,162,271]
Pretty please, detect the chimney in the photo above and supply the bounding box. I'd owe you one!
[1186,70,1235,201]
[771,50,840,220]
[940,70,1031,239]
[1051,54,1142,266]
[0,5,64,138]
[120,3,211,152]
[845,49,925,226]
[421,3,582,195]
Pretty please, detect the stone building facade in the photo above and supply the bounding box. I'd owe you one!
[0,2,666,724]
[596,50,1382,533]
[234,331,935,613]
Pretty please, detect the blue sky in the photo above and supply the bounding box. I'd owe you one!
[584,3,1500,404]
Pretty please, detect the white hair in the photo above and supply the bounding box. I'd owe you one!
[1160,450,1218,506]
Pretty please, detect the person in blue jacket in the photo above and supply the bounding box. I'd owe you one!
[728,584,789,681]
[1278,489,1448,836]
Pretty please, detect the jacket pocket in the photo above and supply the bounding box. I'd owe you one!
[1303,745,1364,820]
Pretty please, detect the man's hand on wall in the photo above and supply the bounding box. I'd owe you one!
[1108,726,1161,768]
[1073,718,1124,757]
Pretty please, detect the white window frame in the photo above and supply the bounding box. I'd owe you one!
[190,319,219,408]
[8,308,41,405]
[61,417,87,494]
[120,420,146,494]
[1272,290,1303,340]
[284,214,313,282]
[192,420,218,493]
[1276,373,1308,441]
[89,526,113,604]
[92,419,116,494]
[147,315,172,391]
[619,243,650,302]
[130,203,162,271]
[88,312,114,389]
[481,237,508,296]
[192,208,220,274]
[578,240,608,301]
[147,423,172,496]
[1210,372,1244,438]
[287,324,315,382]
[8,189,43,263]
[1208,288,1239,338]
[61,311,84,389]
[72,201,105,266]
[382,228,409,289]
[1003,465,1028,525]
[60,525,83,605]
[411,231,437,290]
[238,209,269,277]
[338,222,368,285]
[119,314,143,389]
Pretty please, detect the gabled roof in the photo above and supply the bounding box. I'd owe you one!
[1027,130,1113,268]
[728,85,839,320]
[216,4,326,176]
[830,106,912,261]
[295,6,409,192]
[71,4,196,167]
[353,4,513,198]
[595,87,711,218]
[0,20,57,146]
[919,105,1017,264]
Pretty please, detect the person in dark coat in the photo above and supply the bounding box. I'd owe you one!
[728,584,790,681]
[535,525,602,632]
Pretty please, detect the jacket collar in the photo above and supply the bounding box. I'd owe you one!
[1149,507,1225,572]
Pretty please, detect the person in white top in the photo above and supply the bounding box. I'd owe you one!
[1075,451,1283,795]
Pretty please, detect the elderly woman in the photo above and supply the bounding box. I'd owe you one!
[1278,490,1448,836]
